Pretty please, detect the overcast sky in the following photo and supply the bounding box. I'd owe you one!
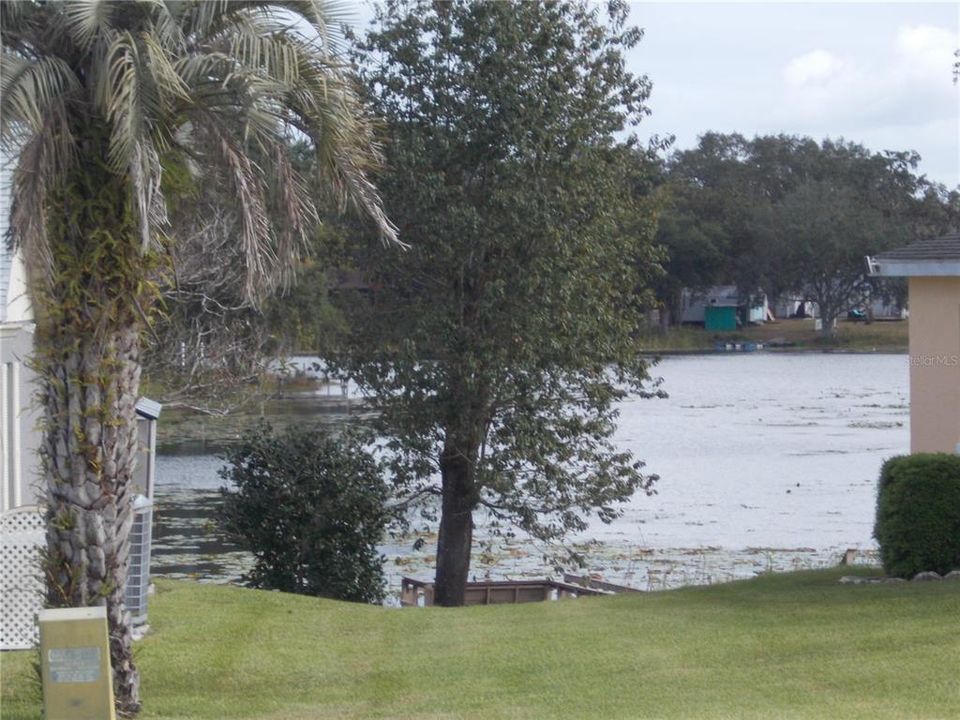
[346,1,959,188]
[627,2,959,188]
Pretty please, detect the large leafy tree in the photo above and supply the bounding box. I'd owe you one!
[337,0,662,607]
[1,1,394,713]
[753,179,905,338]
[749,142,921,336]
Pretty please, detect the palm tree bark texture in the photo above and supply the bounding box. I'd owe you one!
[37,154,150,712]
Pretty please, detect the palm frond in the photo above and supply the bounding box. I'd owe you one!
[281,72,401,246]
[129,140,170,253]
[172,50,236,88]
[62,0,115,50]
[8,104,76,279]
[0,2,31,41]
[195,19,399,245]
[262,0,355,53]
[139,29,190,116]
[99,30,145,170]
[5,0,398,300]
[225,14,304,86]
[200,116,277,304]
[267,138,318,289]
[329,138,401,247]
[180,0,257,40]
[94,29,175,250]
[0,55,81,138]
[140,0,186,50]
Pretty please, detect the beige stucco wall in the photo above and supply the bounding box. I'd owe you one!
[908,276,960,454]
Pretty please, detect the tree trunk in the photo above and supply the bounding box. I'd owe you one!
[659,287,682,332]
[434,440,475,607]
[34,158,149,716]
[819,304,837,339]
[39,327,143,715]
[658,304,671,333]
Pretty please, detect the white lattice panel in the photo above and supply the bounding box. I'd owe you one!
[1,506,44,650]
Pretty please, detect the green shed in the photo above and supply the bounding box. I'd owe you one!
[704,305,737,332]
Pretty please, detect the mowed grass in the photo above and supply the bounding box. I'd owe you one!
[2,567,957,719]
[641,318,909,353]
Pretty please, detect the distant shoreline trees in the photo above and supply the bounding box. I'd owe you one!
[654,133,960,334]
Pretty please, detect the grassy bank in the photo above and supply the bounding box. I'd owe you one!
[154,395,362,452]
[3,567,957,719]
[641,318,909,354]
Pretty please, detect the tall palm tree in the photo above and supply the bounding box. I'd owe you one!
[1,1,396,714]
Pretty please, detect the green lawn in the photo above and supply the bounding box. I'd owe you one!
[640,318,909,353]
[3,568,957,719]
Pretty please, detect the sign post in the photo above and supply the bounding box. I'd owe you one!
[38,606,116,720]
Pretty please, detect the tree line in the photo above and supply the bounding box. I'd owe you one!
[653,133,960,335]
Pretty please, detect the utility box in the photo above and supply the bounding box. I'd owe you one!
[705,305,737,332]
[38,606,116,720]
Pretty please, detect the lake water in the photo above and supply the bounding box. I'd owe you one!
[152,353,910,592]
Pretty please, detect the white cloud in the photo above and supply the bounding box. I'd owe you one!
[783,50,848,87]
[777,23,958,133]
[780,49,866,123]
[894,24,956,79]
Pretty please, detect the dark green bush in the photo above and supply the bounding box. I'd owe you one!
[218,422,389,603]
[874,453,960,578]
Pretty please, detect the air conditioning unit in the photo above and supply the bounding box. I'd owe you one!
[125,495,153,626]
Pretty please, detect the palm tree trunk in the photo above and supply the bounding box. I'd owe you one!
[40,326,143,714]
[35,160,149,715]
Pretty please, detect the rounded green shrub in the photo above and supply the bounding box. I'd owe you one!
[874,453,960,578]
[218,422,390,603]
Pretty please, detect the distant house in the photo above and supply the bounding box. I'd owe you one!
[329,269,378,295]
[869,233,960,454]
[865,296,908,321]
[772,294,808,320]
[680,285,769,330]
[772,292,906,322]
[1,151,41,510]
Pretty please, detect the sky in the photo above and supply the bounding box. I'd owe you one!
[344,1,960,189]
[625,2,960,188]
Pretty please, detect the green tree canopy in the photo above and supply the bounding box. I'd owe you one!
[753,179,905,336]
[653,133,955,332]
[334,0,663,606]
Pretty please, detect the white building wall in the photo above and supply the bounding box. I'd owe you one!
[1,154,41,510]
[0,324,41,511]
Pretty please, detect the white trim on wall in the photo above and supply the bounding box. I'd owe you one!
[870,259,960,277]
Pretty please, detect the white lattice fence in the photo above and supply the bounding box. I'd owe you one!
[1,506,44,650]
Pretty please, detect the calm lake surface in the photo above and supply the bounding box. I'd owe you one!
[153,353,910,592]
